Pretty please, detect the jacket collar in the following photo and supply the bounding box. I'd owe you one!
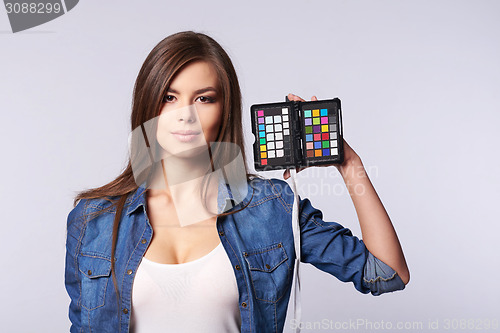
[125,181,147,216]
[125,177,253,216]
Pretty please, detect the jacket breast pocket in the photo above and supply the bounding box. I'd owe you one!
[78,254,112,310]
[243,242,291,302]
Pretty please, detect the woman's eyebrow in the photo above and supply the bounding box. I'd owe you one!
[194,87,217,94]
[166,87,178,93]
[166,87,217,94]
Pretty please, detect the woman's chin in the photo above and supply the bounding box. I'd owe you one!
[163,144,212,163]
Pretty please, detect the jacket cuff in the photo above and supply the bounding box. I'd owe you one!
[362,251,406,296]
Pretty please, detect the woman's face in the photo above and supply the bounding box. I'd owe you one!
[156,60,222,158]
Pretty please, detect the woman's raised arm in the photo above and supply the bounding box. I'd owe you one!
[285,93,410,285]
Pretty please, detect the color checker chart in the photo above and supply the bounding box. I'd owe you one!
[302,108,339,159]
[251,98,343,171]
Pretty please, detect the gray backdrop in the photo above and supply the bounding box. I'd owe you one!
[1,0,499,332]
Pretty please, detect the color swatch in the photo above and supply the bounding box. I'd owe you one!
[302,108,339,158]
[256,107,292,166]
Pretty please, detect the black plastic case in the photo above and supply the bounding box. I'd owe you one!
[251,97,344,171]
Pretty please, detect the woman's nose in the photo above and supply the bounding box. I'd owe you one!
[176,103,197,123]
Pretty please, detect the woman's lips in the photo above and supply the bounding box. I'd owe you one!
[171,130,201,143]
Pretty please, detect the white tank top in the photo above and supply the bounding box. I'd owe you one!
[130,242,241,332]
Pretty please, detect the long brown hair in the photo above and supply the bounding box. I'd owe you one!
[72,31,260,313]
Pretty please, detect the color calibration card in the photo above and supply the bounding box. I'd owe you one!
[255,106,293,166]
[251,98,343,171]
[301,106,339,161]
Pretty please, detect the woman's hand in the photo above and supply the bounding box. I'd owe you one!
[283,93,361,180]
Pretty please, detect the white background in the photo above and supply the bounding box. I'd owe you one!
[1,1,499,332]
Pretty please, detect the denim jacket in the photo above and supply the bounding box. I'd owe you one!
[65,177,405,333]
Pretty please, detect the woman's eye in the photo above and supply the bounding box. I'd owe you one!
[196,96,215,103]
[163,95,176,103]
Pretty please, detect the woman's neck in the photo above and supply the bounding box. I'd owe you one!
[146,151,219,227]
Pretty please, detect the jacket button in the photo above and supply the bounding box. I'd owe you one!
[123,308,128,314]
[235,265,240,270]
[277,243,282,248]
[241,302,247,308]
[87,270,92,276]
[243,253,248,257]
[141,239,147,244]
[265,264,271,269]
[127,269,133,275]
[219,231,224,236]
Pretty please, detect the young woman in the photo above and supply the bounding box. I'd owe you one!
[64,31,409,333]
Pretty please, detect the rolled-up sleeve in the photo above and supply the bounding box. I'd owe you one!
[363,251,406,295]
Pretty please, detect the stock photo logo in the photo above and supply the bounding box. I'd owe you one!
[3,0,78,33]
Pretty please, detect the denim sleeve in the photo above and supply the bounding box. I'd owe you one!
[298,196,405,296]
[65,199,87,332]
[363,251,406,295]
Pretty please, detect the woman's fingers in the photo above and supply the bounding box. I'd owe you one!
[288,93,319,102]
[287,93,305,102]
[283,167,308,180]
